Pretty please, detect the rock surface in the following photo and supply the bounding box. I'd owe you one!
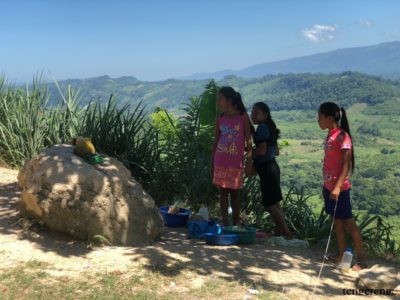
[17,144,163,245]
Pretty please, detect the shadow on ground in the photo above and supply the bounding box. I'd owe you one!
[1,172,396,299]
[0,181,90,257]
[124,227,365,297]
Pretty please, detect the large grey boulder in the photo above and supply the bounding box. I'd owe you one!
[17,144,163,245]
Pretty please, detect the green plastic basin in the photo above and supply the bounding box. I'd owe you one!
[221,226,257,244]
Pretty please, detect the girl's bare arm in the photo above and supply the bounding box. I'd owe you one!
[211,118,220,166]
[244,114,253,159]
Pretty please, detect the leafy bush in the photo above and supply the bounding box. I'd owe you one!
[354,213,397,258]
[149,96,217,208]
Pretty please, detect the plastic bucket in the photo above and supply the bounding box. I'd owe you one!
[159,206,191,227]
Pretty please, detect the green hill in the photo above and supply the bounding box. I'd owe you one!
[48,72,400,112]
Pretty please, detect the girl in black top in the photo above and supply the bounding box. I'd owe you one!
[251,102,293,239]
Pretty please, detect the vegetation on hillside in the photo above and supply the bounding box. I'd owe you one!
[47,72,400,112]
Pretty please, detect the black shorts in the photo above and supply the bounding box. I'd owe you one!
[323,187,352,219]
[255,159,283,208]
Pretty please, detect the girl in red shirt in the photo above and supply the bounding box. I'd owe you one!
[318,102,368,271]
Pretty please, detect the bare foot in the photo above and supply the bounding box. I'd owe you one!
[351,262,369,271]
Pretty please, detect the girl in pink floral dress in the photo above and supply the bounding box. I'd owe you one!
[212,87,253,226]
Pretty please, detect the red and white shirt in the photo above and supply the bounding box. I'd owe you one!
[323,127,352,191]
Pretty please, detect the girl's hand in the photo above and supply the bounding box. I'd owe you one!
[330,187,341,201]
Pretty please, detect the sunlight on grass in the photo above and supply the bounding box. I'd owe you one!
[0,261,284,300]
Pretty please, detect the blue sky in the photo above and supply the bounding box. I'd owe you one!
[1,0,399,82]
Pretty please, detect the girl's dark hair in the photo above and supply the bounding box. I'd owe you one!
[253,102,280,139]
[219,86,247,114]
[219,86,254,132]
[319,102,355,172]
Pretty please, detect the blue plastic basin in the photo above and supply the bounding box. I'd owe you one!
[204,233,240,246]
[159,206,191,227]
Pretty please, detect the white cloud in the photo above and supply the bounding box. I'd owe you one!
[302,24,337,43]
[359,19,374,27]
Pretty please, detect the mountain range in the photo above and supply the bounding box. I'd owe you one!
[180,41,400,80]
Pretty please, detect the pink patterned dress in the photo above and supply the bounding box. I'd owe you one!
[213,113,246,189]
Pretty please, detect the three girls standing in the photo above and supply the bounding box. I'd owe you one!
[212,89,368,270]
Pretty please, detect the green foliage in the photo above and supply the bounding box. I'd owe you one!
[363,98,400,115]
[243,183,332,243]
[0,77,81,167]
[354,213,397,258]
[199,80,219,127]
[281,188,331,243]
[150,96,216,208]
[356,122,381,136]
[77,96,160,186]
[150,107,179,139]
[88,234,112,247]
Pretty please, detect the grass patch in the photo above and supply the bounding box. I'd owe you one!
[0,261,282,300]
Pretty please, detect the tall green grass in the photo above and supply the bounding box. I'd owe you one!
[0,77,81,167]
[77,95,162,193]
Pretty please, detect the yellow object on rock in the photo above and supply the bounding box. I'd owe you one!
[72,137,96,158]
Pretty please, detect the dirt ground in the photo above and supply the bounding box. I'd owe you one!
[0,167,396,299]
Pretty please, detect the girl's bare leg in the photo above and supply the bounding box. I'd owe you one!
[230,189,241,226]
[334,219,346,262]
[266,204,293,239]
[219,188,229,226]
[344,219,367,262]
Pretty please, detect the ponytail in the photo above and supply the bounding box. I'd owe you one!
[233,92,247,114]
[219,86,247,114]
[219,86,253,130]
[340,107,355,172]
